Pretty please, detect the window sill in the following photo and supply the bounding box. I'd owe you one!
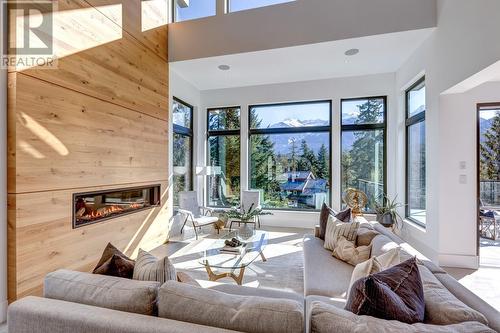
[403,218,426,232]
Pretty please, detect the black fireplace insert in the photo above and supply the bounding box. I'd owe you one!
[73,185,161,228]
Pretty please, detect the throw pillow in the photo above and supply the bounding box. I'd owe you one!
[93,243,135,278]
[356,228,379,247]
[133,249,177,284]
[345,257,425,324]
[347,247,400,299]
[335,207,352,223]
[318,203,335,240]
[318,204,352,240]
[332,237,371,266]
[324,216,360,251]
[93,254,136,279]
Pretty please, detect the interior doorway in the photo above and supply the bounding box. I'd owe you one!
[477,103,500,267]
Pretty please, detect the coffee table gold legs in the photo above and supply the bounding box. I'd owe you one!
[205,264,245,285]
[260,251,267,262]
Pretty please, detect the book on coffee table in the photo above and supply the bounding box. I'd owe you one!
[220,242,247,254]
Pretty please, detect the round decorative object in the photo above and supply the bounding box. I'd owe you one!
[343,188,368,216]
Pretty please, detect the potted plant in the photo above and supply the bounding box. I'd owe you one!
[374,194,404,229]
[224,203,272,236]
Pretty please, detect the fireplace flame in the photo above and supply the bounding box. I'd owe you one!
[79,203,145,221]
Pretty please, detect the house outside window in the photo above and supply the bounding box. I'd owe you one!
[249,101,331,210]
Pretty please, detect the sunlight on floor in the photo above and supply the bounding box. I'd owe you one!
[155,225,309,294]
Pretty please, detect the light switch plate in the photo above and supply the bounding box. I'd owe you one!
[459,161,467,170]
[459,174,467,184]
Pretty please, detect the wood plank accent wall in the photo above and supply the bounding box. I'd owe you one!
[7,0,170,301]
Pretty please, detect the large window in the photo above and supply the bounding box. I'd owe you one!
[228,0,295,12]
[173,98,193,206]
[341,97,386,212]
[207,107,241,207]
[249,101,331,210]
[405,78,426,225]
[173,0,216,22]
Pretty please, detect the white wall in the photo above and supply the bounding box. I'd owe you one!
[395,0,500,266]
[199,73,397,228]
[0,2,8,322]
[169,0,436,61]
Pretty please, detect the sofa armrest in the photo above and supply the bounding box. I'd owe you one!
[314,225,321,238]
[8,296,239,333]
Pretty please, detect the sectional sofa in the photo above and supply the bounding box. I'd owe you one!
[7,221,500,333]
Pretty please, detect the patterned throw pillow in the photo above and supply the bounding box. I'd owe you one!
[93,243,135,279]
[332,237,371,266]
[324,216,360,251]
[133,249,177,284]
[345,257,425,324]
[318,204,352,240]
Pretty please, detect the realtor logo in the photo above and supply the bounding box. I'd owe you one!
[1,0,57,69]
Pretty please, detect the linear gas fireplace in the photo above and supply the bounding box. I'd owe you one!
[73,185,161,228]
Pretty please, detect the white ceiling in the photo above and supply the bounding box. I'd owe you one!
[444,59,500,94]
[170,28,434,91]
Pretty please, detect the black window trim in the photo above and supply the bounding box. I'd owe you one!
[405,76,426,227]
[173,96,194,200]
[206,106,242,208]
[247,99,333,212]
[340,95,388,214]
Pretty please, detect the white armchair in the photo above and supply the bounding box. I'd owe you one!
[178,191,219,239]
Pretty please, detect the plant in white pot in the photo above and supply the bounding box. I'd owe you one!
[374,194,404,229]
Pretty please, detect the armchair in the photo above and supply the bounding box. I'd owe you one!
[178,191,219,239]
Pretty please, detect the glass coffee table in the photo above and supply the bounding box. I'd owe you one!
[198,229,268,285]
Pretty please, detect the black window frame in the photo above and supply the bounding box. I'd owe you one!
[248,100,333,211]
[340,96,388,214]
[206,106,241,208]
[172,97,194,205]
[405,77,426,226]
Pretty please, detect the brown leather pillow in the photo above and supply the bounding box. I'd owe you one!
[345,257,425,324]
[93,254,135,279]
[319,204,352,240]
[93,243,135,278]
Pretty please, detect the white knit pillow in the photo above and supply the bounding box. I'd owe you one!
[324,216,359,251]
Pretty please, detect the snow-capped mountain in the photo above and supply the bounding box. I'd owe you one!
[269,118,329,128]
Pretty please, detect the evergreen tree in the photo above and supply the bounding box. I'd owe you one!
[298,139,318,176]
[480,113,500,180]
[316,144,329,180]
[348,99,384,204]
[288,138,298,172]
[249,109,277,201]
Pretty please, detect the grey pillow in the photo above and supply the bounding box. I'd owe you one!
[158,281,304,333]
[44,269,159,315]
[133,249,176,284]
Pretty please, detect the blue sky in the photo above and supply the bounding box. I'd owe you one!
[252,102,330,127]
[176,0,294,21]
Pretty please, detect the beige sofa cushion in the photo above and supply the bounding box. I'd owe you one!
[133,249,177,284]
[370,234,401,257]
[44,269,160,315]
[158,281,303,333]
[309,301,495,333]
[419,265,488,326]
[303,235,354,298]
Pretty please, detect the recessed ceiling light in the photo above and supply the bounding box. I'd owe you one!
[344,48,359,56]
[218,64,231,71]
